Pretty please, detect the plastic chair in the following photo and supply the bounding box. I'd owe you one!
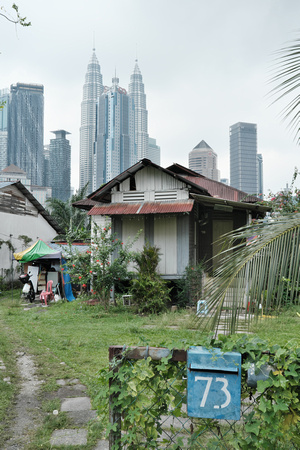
[40,280,54,306]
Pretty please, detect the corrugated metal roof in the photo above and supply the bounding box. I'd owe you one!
[88,200,194,216]
[184,176,259,202]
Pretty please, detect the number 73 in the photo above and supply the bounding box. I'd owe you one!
[195,376,231,409]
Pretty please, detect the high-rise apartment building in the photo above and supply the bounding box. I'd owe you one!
[128,60,149,161]
[48,130,71,201]
[79,50,103,194]
[94,76,136,187]
[189,140,220,181]
[230,122,258,195]
[7,83,44,186]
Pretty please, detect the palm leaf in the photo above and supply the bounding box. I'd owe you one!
[197,214,300,335]
[269,32,300,142]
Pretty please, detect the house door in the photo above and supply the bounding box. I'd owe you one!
[212,220,233,271]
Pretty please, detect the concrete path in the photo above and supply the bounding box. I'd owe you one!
[48,378,109,448]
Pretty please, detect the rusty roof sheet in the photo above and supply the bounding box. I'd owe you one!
[88,200,194,216]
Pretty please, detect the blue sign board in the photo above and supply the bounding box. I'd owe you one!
[187,346,241,420]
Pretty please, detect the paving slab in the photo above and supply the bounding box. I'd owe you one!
[94,439,109,449]
[61,396,91,411]
[50,429,88,446]
[66,409,97,425]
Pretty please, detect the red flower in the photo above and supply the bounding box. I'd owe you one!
[107,262,110,265]
[82,284,87,288]
[121,242,123,245]
[96,259,100,262]
[72,264,75,267]
[61,268,64,271]
[79,276,82,279]
[104,228,106,231]
[90,270,93,273]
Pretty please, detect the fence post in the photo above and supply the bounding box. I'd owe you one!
[109,347,122,449]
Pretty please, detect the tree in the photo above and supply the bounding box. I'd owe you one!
[197,32,300,334]
[46,185,90,241]
[0,4,31,27]
[65,224,136,309]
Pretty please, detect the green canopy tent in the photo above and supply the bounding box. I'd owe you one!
[14,240,61,262]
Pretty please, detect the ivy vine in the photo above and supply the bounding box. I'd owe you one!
[95,335,300,449]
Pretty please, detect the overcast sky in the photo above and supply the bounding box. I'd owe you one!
[1,0,300,196]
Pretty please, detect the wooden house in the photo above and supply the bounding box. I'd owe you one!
[74,159,269,278]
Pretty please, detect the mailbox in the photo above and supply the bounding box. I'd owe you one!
[187,346,241,420]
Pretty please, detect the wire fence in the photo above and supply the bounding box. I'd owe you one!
[104,345,299,449]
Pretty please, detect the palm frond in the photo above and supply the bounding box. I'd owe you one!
[269,32,300,142]
[197,214,300,335]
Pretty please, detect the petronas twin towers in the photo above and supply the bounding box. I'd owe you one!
[80,50,155,194]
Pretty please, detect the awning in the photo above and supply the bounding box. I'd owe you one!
[88,200,194,216]
[14,240,61,262]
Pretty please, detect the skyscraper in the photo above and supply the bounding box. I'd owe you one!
[0,88,9,171]
[257,153,263,198]
[7,83,44,186]
[148,137,161,165]
[189,140,220,181]
[48,130,71,201]
[79,49,103,194]
[128,60,149,160]
[94,76,136,187]
[230,122,258,195]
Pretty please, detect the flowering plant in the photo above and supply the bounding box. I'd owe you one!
[65,223,136,309]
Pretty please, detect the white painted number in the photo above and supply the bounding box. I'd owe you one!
[214,377,231,409]
[195,376,231,409]
[195,376,213,407]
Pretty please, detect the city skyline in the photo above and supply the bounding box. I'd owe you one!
[1,1,300,196]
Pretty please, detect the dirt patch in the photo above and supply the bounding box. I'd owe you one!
[4,352,43,449]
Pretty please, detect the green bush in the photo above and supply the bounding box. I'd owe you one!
[130,243,171,314]
[175,262,205,307]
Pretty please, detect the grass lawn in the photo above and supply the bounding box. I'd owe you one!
[0,291,299,447]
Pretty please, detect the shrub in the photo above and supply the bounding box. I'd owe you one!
[130,243,171,314]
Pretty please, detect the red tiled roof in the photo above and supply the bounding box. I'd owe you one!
[88,200,194,216]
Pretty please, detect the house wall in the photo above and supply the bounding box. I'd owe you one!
[93,213,190,278]
[112,166,189,203]
[0,210,58,279]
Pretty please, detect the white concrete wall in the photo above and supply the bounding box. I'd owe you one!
[0,212,58,278]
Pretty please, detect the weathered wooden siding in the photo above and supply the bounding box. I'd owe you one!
[177,215,189,275]
[154,216,177,275]
[122,217,145,271]
[112,166,189,203]
[0,185,37,217]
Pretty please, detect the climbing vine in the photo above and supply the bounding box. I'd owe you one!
[95,335,300,449]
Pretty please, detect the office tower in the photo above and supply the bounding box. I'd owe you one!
[48,130,71,201]
[189,140,220,181]
[257,153,263,198]
[128,60,149,160]
[79,49,103,194]
[230,122,257,195]
[94,76,136,187]
[7,83,44,186]
[0,89,9,171]
[148,137,161,165]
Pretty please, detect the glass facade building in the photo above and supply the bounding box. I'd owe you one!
[48,130,71,201]
[7,83,44,186]
[148,137,161,165]
[230,122,258,195]
[128,60,149,161]
[79,50,103,194]
[94,77,136,187]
